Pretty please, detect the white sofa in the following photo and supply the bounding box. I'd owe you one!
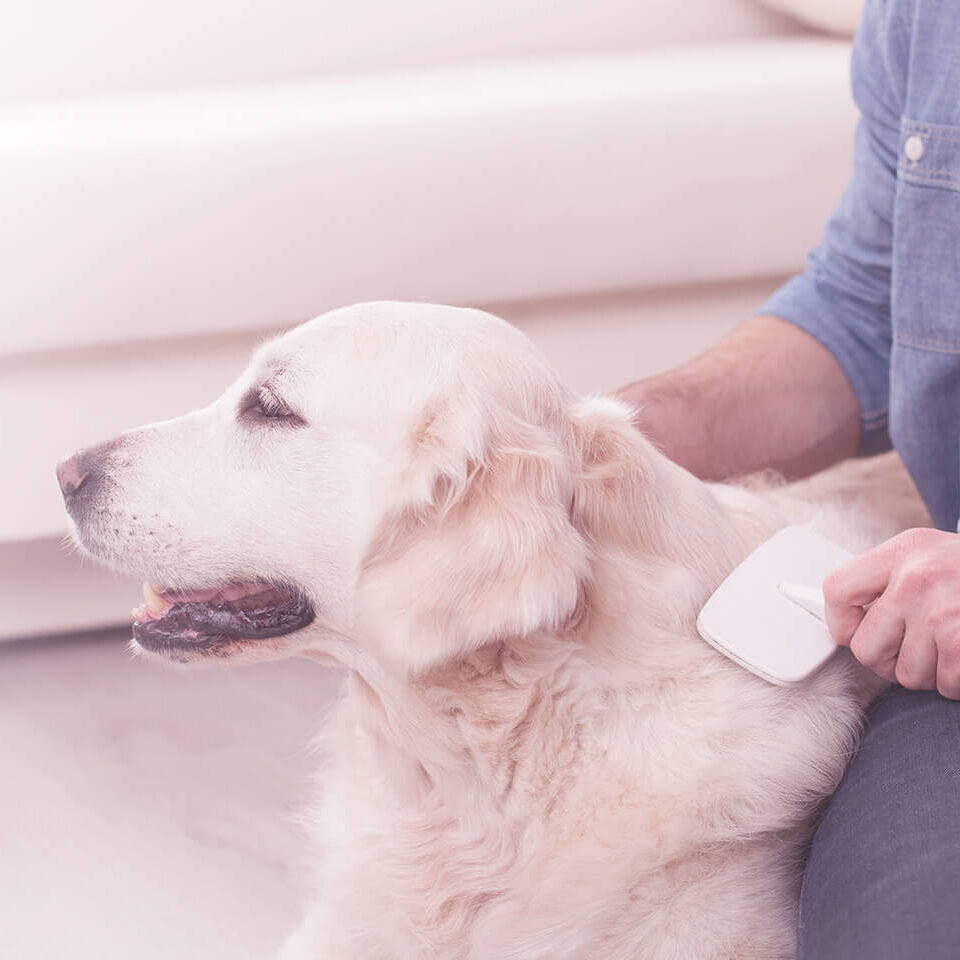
[0,0,857,638]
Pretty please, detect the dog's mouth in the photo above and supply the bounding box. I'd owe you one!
[131,581,315,656]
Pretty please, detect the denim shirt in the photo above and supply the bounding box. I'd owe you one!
[760,0,960,530]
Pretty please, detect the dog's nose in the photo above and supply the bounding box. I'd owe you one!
[56,451,91,498]
[57,438,121,513]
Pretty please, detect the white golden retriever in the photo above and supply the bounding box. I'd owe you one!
[59,302,927,959]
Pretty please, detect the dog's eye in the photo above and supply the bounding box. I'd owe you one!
[239,387,306,427]
[256,389,289,418]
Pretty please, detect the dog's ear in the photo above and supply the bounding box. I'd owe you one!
[357,399,591,672]
[565,395,656,551]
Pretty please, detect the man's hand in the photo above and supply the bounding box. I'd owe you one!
[823,529,960,699]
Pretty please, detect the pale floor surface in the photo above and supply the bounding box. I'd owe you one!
[0,629,341,960]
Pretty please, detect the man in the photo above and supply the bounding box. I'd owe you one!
[617,1,960,956]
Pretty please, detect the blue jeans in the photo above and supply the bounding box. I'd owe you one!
[798,687,960,959]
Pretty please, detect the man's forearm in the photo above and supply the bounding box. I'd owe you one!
[616,315,861,481]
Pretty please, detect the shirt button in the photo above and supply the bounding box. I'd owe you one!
[905,134,924,162]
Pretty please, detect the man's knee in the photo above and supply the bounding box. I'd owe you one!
[798,689,960,960]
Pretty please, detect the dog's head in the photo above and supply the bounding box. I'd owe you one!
[59,302,650,670]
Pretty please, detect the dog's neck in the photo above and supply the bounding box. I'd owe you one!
[632,445,778,585]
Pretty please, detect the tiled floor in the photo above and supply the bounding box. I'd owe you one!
[0,629,341,960]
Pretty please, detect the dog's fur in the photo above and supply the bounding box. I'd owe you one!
[65,303,929,959]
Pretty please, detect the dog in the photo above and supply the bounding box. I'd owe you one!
[58,302,929,959]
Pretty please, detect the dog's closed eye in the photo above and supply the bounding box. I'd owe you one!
[237,385,307,428]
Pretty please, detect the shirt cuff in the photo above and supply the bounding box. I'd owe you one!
[758,273,892,456]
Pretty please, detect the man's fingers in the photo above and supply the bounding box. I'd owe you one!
[825,598,867,649]
[823,538,901,645]
[823,529,960,695]
[893,628,938,690]
[826,540,899,604]
[936,634,960,700]
[936,661,960,700]
[848,598,905,682]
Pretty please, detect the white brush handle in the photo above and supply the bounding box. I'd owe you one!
[777,582,826,623]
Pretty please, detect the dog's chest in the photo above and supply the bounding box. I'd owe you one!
[316,669,616,944]
[316,651,859,959]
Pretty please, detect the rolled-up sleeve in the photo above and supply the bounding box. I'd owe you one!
[759,0,907,455]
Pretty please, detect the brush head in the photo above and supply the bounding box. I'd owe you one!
[697,526,853,686]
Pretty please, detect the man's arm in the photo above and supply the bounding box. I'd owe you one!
[616,314,861,481]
